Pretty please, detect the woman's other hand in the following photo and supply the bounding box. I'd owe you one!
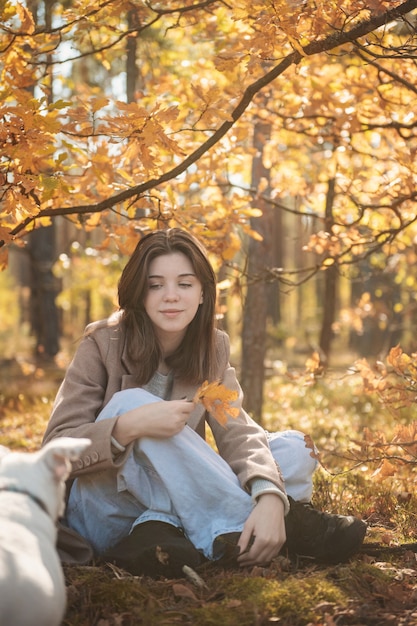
[237,493,286,567]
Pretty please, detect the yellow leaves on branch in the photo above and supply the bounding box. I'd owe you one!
[352,347,417,479]
[287,351,323,386]
[386,345,417,379]
[362,421,417,482]
[303,226,366,262]
[356,345,417,411]
[193,381,239,427]
[14,3,35,34]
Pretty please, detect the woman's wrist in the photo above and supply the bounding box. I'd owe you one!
[250,478,290,514]
[112,406,148,446]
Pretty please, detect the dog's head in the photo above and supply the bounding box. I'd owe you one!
[0,438,91,520]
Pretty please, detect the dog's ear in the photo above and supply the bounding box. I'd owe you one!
[48,453,72,482]
[42,438,91,481]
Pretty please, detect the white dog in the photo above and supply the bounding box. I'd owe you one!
[0,437,91,626]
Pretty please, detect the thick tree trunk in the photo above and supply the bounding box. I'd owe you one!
[25,0,60,362]
[28,224,60,360]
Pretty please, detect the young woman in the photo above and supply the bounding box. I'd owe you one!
[42,228,366,577]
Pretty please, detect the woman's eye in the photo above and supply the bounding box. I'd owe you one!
[149,283,162,290]
[179,283,192,288]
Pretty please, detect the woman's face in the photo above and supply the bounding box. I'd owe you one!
[144,252,203,350]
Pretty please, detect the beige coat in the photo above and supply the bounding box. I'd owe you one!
[43,316,285,494]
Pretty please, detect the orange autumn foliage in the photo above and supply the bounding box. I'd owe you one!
[193,380,240,428]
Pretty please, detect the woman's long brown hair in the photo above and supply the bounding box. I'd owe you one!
[118,228,218,385]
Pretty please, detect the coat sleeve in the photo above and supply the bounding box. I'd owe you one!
[207,332,287,495]
[42,327,132,477]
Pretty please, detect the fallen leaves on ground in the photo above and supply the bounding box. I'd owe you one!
[63,548,417,626]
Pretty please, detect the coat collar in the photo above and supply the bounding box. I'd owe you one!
[117,316,207,430]
[118,318,200,401]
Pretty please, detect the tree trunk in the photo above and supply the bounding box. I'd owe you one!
[318,177,338,362]
[126,10,140,103]
[268,207,282,324]
[240,121,273,423]
[27,224,60,360]
[26,0,60,362]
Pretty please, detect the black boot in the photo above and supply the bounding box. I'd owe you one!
[284,496,367,563]
[212,532,242,567]
[102,521,202,578]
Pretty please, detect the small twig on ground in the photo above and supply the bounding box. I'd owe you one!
[182,565,209,589]
[361,542,417,556]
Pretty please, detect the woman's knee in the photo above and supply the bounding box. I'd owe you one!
[267,429,318,477]
[97,388,160,421]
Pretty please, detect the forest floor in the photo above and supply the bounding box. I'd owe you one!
[1,356,417,625]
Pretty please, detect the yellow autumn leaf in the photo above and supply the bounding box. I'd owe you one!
[0,247,8,271]
[193,380,239,427]
[304,434,320,462]
[240,208,263,218]
[91,96,109,113]
[305,351,321,374]
[15,2,35,34]
[387,345,411,372]
[372,459,396,481]
[156,106,179,124]
[287,35,307,57]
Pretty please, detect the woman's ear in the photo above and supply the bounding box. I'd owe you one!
[200,293,204,304]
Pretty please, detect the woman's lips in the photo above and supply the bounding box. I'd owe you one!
[160,309,183,317]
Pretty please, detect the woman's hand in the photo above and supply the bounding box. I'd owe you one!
[112,400,194,445]
[237,493,286,567]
